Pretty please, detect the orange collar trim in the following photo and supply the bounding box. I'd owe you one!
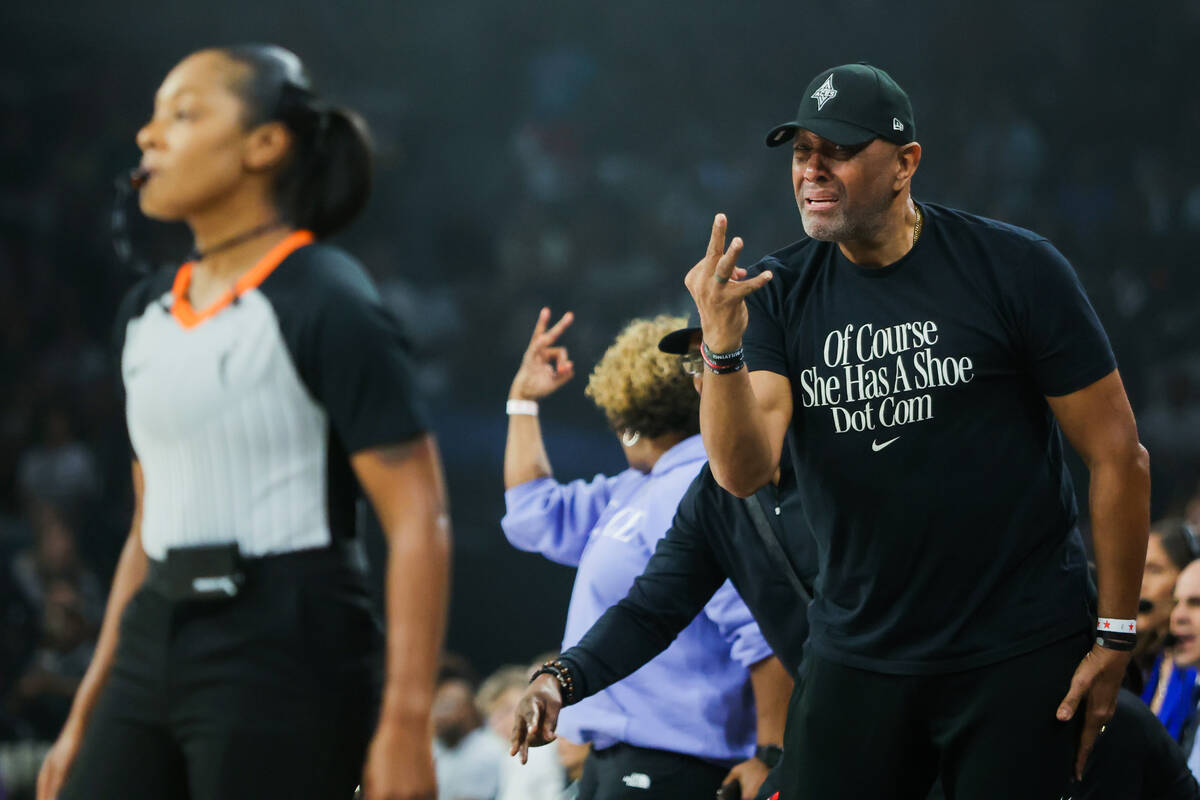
[170,229,315,329]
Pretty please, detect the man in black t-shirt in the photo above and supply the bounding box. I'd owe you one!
[684,63,1150,799]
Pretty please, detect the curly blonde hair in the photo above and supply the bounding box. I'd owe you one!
[585,315,700,439]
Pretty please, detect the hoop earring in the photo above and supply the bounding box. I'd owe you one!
[621,430,641,448]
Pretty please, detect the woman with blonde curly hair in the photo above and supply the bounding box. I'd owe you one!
[501,308,778,799]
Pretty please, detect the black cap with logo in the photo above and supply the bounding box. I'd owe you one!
[765,63,915,148]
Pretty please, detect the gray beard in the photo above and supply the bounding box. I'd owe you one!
[799,194,894,243]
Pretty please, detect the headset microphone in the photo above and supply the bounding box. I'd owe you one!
[112,167,152,273]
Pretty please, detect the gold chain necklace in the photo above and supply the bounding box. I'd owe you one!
[913,204,923,246]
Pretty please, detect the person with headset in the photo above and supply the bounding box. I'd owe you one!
[1136,519,1200,735]
[37,45,449,800]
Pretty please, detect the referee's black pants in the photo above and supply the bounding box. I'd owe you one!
[62,549,381,800]
[779,632,1090,800]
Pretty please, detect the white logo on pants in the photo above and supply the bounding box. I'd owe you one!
[622,773,652,789]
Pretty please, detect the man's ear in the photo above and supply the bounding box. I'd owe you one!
[243,121,293,173]
[895,141,922,191]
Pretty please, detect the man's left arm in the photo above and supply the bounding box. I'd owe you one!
[1047,368,1150,781]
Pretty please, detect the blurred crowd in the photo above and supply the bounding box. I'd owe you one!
[3,1,1200,797]
[430,654,589,800]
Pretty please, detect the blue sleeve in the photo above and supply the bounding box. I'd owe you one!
[703,580,773,668]
[1011,239,1117,397]
[559,473,734,700]
[501,473,618,566]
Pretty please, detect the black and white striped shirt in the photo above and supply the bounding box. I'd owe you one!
[114,231,426,559]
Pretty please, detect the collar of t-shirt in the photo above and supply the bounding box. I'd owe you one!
[833,201,929,279]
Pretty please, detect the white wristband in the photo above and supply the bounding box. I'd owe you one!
[1097,617,1136,634]
[506,399,539,417]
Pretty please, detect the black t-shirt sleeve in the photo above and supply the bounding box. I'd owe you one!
[1009,238,1116,397]
[559,473,728,701]
[742,259,791,377]
[277,247,430,453]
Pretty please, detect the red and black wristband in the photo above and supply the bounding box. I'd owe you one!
[701,342,745,374]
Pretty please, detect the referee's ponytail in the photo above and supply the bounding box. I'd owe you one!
[219,44,372,239]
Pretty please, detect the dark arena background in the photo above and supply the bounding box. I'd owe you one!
[1,0,1198,797]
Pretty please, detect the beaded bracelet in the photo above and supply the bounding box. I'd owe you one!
[531,658,577,705]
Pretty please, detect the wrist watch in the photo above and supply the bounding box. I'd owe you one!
[755,744,783,769]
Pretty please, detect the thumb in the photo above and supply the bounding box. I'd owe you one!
[1057,673,1088,721]
[509,714,527,756]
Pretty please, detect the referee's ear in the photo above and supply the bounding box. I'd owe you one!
[243,121,293,173]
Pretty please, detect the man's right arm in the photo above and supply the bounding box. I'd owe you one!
[686,214,792,496]
[700,369,792,497]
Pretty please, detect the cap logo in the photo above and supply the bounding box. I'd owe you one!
[893,117,904,131]
[811,74,838,111]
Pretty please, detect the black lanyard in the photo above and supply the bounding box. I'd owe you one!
[742,493,813,605]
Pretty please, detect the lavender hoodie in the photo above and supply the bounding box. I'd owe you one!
[502,435,770,763]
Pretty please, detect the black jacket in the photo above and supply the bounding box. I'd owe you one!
[560,454,817,699]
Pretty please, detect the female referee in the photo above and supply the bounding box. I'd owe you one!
[36,45,449,800]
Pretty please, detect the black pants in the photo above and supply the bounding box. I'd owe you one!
[781,633,1090,800]
[577,742,730,800]
[62,548,382,800]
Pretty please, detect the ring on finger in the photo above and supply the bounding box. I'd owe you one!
[713,274,730,284]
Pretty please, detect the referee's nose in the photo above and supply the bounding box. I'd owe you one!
[136,119,160,153]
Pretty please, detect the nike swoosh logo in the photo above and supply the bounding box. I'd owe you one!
[872,437,900,452]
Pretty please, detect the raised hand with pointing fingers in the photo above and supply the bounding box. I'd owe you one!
[683,214,773,354]
[510,307,575,402]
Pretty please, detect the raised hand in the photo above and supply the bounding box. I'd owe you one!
[509,673,564,765]
[509,307,575,402]
[683,214,773,352]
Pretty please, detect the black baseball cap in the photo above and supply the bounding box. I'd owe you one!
[765,63,915,148]
[657,309,701,354]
